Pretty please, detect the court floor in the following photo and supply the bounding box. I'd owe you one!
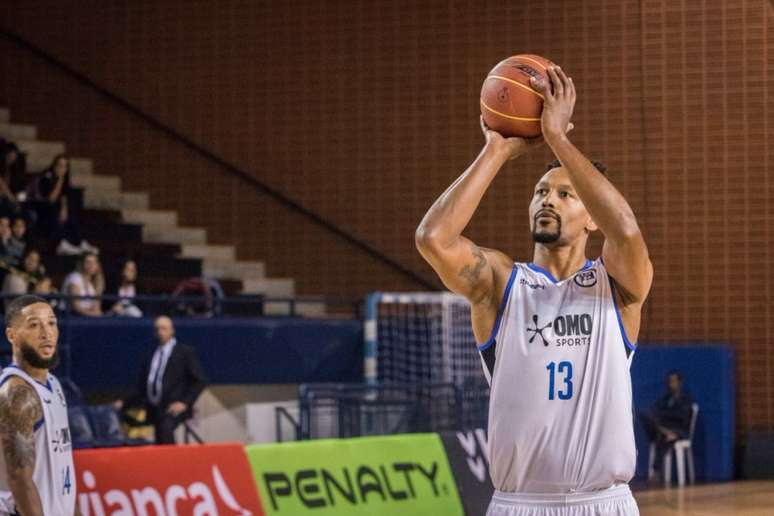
[636,481,774,515]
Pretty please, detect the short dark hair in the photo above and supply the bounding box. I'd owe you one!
[545,159,607,175]
[5,295,49,328]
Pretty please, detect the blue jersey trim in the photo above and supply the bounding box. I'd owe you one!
[0,375,14,389]
[608,276,637,351]
[4,364,53,392]
[478,265,518,350]
[33,418,44,432]
[527,259,593,284]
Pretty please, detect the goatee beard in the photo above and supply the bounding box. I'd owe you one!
[21,344,59,370]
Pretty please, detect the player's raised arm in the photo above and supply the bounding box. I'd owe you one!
[415,120,539,304]
[0,378,45,516]
[531,67,653,303]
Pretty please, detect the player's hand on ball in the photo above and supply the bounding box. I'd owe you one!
[480,116,544,160]
[530,66,576,141]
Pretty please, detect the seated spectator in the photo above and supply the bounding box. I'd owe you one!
[110,259,142,317]
[2,248,45,297]
[0,139,26,218]
[0,216,15,268]
[26,154,98,256]
[62,252,104,316]
[4,216,28,267]
[640,370,694,475]
[33,275,62,312]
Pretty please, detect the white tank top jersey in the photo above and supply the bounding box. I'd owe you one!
[478,258,637,494]
[0,365,76,516]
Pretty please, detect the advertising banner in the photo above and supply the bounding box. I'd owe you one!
[440,428,493,516]
[245,434,464,516]
[74,443,264,515]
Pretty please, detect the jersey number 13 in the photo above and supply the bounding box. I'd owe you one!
[546,361,573,400]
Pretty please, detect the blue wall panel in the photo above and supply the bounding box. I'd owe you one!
[3,317,363,389]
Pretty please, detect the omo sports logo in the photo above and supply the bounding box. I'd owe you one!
[527,313,593,347]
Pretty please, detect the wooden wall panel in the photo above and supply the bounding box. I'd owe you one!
[1,0,771,432]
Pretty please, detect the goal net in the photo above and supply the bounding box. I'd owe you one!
[364,292,486,386]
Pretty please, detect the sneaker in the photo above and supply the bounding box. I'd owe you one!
[56,239,83,256]
[79,240,100,254]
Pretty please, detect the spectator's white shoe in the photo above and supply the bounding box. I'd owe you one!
[79,240,100,254]
[56,239,83,256]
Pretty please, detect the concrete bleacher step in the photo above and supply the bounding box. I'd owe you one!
[23,152,95,179]
[68,158,93,176]
[0,108,9,123]
[143,225,207,245]
[0,122,37,141]
[71,173,121,191]
[264,300,327,317]
[83,189,149,211]
[180,244,235,261]
[241,278,295,297]
[122,208,177,227]
[16,140,66,166]
[203,258,265,280]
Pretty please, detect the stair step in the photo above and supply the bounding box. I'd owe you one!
[83,189,149,211]
[25,154,92,175]
[122,209,177,227]
[0,108,9,123]
[263,300,327,317]
[16,140,66,167]
[82,209,123,224]
[143,226,207,245]
[203,258,265,280]
[180,244,235,260]
[241,278,295,297]
[94,240,181,258]
[71,174,121,191]
[80,222,142,242]
[0,122,37,140]
[68,158,94,176]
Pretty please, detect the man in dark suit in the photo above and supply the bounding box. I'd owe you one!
[117,316,208,444]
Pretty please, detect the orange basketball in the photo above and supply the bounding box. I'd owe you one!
[480,54,555,138]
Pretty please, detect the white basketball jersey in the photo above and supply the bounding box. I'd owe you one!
[478,259,637,494]
[0,365,76,515]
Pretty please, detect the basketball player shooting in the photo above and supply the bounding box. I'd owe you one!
[416,66,652,515]
[0,296,80,516]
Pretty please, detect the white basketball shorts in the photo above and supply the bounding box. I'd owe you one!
[487,484,639,516]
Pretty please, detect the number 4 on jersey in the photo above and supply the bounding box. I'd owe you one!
[63,465,71,495]
[547,361,573,400]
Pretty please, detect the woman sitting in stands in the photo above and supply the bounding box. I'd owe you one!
[62,251,104,316]
[1,248,46,297]
[27,154,99,256]
[110,258,143,317]
[0,138,25,218]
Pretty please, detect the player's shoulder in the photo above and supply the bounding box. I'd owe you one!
[0,376,41,420]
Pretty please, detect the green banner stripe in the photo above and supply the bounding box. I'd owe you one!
[245,434,464,516]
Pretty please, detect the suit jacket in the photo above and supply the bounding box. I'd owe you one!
[125,342,208,422]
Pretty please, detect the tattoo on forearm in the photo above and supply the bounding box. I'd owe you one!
[0,382,40,470]
[459,244,488,285]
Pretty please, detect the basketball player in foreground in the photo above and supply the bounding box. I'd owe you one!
[416,67,651,515]
[0,295,79,515]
